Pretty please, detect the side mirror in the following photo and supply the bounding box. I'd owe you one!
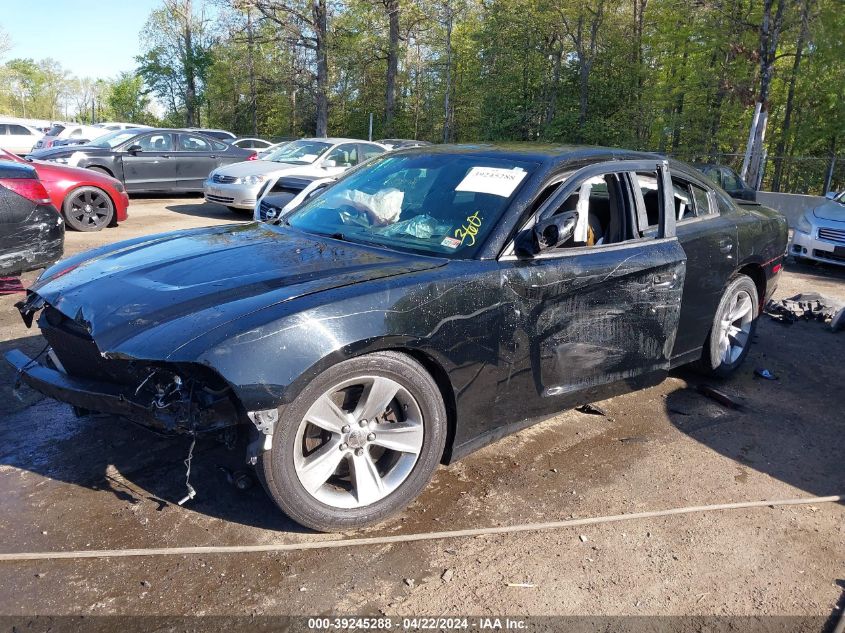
[126,144,142,155]
[825,191,838,200]
[515,211,579,257]
[323,159,337,168]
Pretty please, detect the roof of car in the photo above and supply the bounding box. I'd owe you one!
[393,143,662,166]
[297,137,382,145]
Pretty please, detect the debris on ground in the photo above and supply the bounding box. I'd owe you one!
[754,368,778,380]
[505,583,536,588]
[441,569,454,583]
[579,534,589,542]
[765,293,844,330]
[403,578,415,588]
[576,403,607,416]
[696,384,743,410]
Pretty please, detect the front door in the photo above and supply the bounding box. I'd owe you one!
[120,132,177,192]
[498,160,687,419]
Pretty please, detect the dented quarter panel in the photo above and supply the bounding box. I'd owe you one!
[0,188,64,276]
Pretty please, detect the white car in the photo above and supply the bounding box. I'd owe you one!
[33,123,107,151]
[790,191,845,267]
[93,122,150,132]
[0,121,42,154]
[231,137,275,150]
[204,138,386,212]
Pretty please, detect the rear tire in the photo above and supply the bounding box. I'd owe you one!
[62,187,114,232]
[697,275,759,377]
[257,351,447,532]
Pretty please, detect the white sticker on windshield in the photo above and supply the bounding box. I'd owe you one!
[455,166,527,198]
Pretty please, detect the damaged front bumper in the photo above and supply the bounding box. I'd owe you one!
[7,348,240,434]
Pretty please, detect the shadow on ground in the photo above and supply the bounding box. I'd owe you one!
[165,201,253,221]
[665,315,845,502]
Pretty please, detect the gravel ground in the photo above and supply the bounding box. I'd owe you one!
[0,196,842,624]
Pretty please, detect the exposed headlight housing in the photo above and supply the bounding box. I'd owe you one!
[796,213,813,234]
[239,174,266,186]
[51,157,70,164]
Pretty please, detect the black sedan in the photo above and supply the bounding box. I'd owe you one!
[27,129,255,194]
[694,163,757,202]
[0,161,64,276]
[7,145,787,531]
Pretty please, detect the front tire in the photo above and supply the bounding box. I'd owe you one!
[698,275,759,377]
[62,187,114,231]
[258,351,447,532]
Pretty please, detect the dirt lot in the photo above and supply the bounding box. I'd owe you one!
[0,195,842,624]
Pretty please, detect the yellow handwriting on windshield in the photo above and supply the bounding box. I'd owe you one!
[455,212,482,246]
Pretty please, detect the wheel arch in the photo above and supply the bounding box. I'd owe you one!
[735,261,766,311]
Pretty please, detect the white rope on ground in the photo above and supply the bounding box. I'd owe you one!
[0,494,840,562]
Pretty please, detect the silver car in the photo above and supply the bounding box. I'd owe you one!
[790,191,845,266]
[204,138,386,212]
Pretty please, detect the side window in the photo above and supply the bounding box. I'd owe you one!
[0,125,8,135]
[690,184,713,216]
[212,139,228,151]
[714,189,736,215]
[8,125,30,135]
[360,144,384,161]
[325,144,358,167]
[137,133,174,152]
[632,171,661,228]
[671,178,694,222]
[546,172,631,248]
[721,168,741,191]
[178,134,211,152]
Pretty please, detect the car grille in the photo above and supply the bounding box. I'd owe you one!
[258,200,282,221]
[212,174,238,184]
[813,249,845,263]
[206,193,235,204]
[818,227,845,244]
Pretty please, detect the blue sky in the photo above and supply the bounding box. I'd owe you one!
[0,0,165,80]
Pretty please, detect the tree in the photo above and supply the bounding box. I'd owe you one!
[137,0,214,126]
[107,73,152,123]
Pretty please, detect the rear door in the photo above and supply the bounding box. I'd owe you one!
[175,133,219,190]
[498,159,686,417]
[120,132,177,192]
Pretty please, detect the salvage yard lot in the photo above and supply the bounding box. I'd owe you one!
[0,195,843,619]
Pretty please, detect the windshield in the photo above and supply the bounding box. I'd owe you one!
[287,154,537,257]
[87,130,139,148]
[835,192,845,204]
[265,140,331,164]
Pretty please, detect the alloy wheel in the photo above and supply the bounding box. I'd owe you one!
[293,375,425,509]
[717,289,754,364]
[66,189,112,230]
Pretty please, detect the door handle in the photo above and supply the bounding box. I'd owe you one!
[652,272,677,289]
[209,154,218,159]
[160,154,172,159]
[718,238,733,254]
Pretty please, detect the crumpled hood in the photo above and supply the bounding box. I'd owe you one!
[213,159,313,178]
[28,145,111,160]
[813,202,845,222]
[29,223,445,359]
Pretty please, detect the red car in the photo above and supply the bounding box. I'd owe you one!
[0,149,129,232]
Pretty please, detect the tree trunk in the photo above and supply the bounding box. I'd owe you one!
[743,0,786,187]
[247,7,258,136]
[632,0,648,146]
[313,0,329,137]
[384,0,400,137]
[183,0,197,127]
[771,0,811,192]
[442,4,453,144]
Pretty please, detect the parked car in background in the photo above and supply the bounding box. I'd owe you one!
[184,127,237,142]
[7,146,786,531]
[231,137,274,150]
[254,174,335,222]
[790,190,845,266]
[28,128,256,194]
[1,149,129,232]
[0,122,43,154]
[0,161,64,275]
[93,122,150,132]
[257,141,290,159]
[204,138,385,212]
[34,123,108,151]
[49,122,152,148]
[693,163,756,201]
[377,139,432,150]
